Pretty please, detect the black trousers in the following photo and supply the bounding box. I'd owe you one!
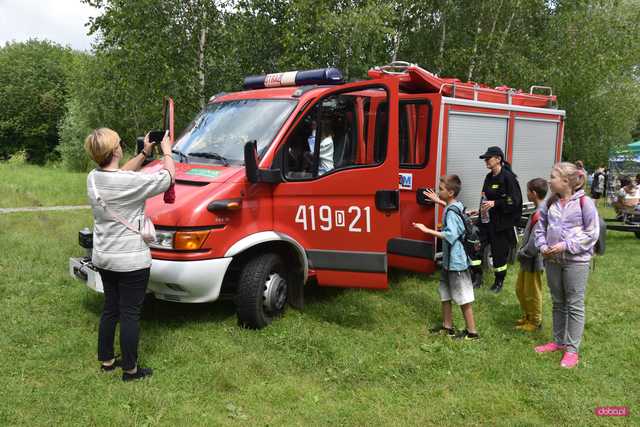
[478,225,515,279]
[97,267,150,371]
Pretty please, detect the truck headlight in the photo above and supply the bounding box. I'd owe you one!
[151,230,175,250]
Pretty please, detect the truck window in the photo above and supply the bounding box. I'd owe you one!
[375,101,431,167]
[173,99,297,166]
[284,89,388,180]
[399,102,431,167]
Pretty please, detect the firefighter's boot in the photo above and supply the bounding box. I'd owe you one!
[490,271,506,293]
[471,267,483,289]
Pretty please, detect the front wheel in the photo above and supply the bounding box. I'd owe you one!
[236,253,288,329]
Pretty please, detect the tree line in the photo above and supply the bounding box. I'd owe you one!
[0,0,639,170]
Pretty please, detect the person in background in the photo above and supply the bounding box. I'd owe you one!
[533,162,599,369]
[514,178,547,332]
[413,175,479,340]
[590,167,605,207]
[85,128,175,381]
[613,176,640,218]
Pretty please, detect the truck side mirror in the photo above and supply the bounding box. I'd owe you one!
[244,141,259,183]
[244,141,282,184]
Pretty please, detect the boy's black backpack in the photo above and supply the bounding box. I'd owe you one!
[444,205,483,262]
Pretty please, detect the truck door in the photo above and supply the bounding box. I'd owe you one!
[272,81,400,289]
[389,97,437,273]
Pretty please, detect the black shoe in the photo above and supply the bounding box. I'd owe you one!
[472,271,483,289]
[100,357,121,372]
[454,329,480,340]
[490,278,504,293]
[428,325,456,336]
[122,367,153,382]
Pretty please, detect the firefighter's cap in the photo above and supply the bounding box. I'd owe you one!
[479,146,505,160]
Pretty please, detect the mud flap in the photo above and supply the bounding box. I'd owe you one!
[287,270,304,310]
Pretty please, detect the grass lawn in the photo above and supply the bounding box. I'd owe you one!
[0,162,88,208]
[0,165,638,426]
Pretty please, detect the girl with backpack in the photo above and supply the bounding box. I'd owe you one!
[533,162,600,368]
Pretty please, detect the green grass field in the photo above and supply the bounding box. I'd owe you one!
[0,164,637,426]
[0,162,88,208]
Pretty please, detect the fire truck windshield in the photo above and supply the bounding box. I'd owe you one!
[173,99,297,165]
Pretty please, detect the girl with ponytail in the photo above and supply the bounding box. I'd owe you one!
[533,162,599,368]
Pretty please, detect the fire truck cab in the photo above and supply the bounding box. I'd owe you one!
[70,62,564,329]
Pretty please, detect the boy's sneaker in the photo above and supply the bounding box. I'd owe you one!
[122,367,153,382]
[428,325,456,336]
[454,329,479,340]
[516,322,541,332]
[534,342,565,353]
[560,352,579,368]
[515,317,528,326]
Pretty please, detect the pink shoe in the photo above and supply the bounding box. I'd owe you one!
[560,352,579,368]
[534,342,565,353]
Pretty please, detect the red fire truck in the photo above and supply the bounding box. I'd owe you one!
[70,62,564,328]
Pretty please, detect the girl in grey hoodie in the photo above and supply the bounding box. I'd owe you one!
[533,162,600,368]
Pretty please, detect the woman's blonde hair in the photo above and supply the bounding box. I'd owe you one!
[552,161,586,192]
[84,128,120,167]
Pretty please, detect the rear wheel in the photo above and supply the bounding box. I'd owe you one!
[635,231,640,239]
[236,253,287,329]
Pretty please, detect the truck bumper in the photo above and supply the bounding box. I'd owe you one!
[148,257,233,303]
[69,256,233,303]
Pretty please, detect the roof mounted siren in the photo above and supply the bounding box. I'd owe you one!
[243,68,344,90]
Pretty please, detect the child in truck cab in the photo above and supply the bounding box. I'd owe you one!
[413,175,479,340]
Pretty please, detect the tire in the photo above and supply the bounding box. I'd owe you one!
[635,231,640,239]
[236,253,287,329]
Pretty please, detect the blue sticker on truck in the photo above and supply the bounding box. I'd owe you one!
[399,173,413,190]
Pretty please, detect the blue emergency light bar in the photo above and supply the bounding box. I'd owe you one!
[243,68,344,90]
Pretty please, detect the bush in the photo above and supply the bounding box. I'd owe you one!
[57,99,93,172]
[6,150,28,165]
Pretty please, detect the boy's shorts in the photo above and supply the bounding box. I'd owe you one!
[439,269,474,305]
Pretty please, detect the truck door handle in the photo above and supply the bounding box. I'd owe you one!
[416,187,435,206]
[375,190,399,212]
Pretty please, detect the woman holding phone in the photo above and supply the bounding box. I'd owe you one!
[84,128,175,381]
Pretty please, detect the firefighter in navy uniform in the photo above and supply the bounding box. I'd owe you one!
[473,146,523,293]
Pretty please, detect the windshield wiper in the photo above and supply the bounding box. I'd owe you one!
[188,152,230,166]
[172,149,189,164]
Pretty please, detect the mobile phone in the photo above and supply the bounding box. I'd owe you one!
[148,130,166,144]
